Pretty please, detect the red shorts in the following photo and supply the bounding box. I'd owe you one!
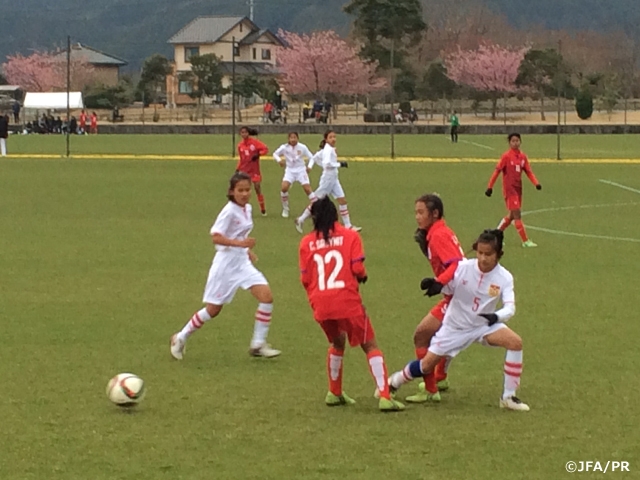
[251,174,262,183]
[429,295,452,322]
[505,195,522,210]
[317,313,375,347]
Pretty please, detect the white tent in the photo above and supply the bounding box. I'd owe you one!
[24,92,83,109]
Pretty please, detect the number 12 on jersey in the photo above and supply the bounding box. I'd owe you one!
[313,251,345,291]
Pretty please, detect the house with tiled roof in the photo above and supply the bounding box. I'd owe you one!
[53,43,127,87]
[166,15,284,106]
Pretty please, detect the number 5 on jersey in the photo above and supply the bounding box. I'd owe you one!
[313,251,345,291]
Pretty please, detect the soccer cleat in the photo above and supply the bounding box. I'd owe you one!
[406,383,442,404]
[378,397,405,412]
[325,391,356,406]
[249,343,281,358]
[294,219,304,234]
[522,240,537,248]
[500,396,530,411]
[281,209,290,218]
[373,385,397,400]
[349,226,362,232]
[170,333,186,360]
[437,379,450,392]
[261,210,267,217]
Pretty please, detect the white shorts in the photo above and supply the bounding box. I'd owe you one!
[283,169,310,186]
[315,174,345,199]
[203,253,268,305]
[429,323,507,358]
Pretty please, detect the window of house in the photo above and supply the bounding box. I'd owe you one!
[239,23,243,33]
[178,80,193,94]
[233,45,240,57]
[252,48,257,60]
[261,49,271,60]
[184,46,200,63]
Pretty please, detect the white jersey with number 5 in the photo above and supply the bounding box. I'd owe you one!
[441,258,515,330]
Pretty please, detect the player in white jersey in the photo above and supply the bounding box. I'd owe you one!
[388,229,529,411]
[273,132,315,218]
[294,130,361,233]
[170,172,281,360]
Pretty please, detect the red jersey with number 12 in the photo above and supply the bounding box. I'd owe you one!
[299,223,366,321]
[488,149,539,198]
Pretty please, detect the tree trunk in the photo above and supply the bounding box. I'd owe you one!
[539,89,546,121]
[491,94,498,120]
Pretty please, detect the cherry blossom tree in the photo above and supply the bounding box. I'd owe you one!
[444,44,528,119]
[276,29,386,100]
[4,51,93,92]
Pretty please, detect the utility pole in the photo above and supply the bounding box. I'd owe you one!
[390,39,395,159]
[556,39,562,161]
[66,35,71,158]
[232,36,237,158]
[249,0,255,21]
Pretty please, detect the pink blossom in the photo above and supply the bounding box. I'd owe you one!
[276,30,386,97]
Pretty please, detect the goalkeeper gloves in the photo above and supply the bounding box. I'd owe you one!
[479,313,499,326]
[420,277,444,297]
[485,188,493,197]
[536,184,542,190]
[357,275,368,284]
[339,161,349,168]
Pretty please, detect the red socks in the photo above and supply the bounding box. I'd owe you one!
[514,219,528,242]
[258,194,265,213]
[367,349,391,400]
[416,347,438,394]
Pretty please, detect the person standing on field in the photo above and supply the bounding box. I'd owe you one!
[450,111,459,143]
[389,229,529,412]
[236,127,269,216]
[170,172,281,360]
[90,112,98,134]
[485,133,542,248]
[0,114,9,156]
[299,197,404,412]
[273,132,315,218]
[80,110,87,133]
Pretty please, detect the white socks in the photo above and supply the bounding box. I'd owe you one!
[280,192,289,211]
[339,204,352,228]
[250,303,273,349]
[503,350,523,399]
[179,308,213,342]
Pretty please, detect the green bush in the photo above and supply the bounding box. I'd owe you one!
[575,89,594,120]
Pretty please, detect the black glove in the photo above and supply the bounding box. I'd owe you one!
[414,228,428,257]
[479,313,499,326]
[536,184,542,191]
[420,277,444,297]
[485,188,493,197]
[250,154,260,162]
[357,275,368,284]
[339,161,349,168]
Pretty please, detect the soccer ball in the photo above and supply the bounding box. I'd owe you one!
[106,373,146,407]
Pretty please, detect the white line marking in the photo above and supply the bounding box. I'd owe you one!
[459,139,496,151]
[599,179,640,195]
[522,202,640,217]
[526,225,640,243]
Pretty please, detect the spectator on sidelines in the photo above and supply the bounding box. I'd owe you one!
[0,114,9,156]
[12,102,20,123]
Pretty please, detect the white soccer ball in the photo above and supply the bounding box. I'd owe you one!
[106,373,146,407]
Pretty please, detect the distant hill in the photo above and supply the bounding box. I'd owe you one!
[0,0,637,72]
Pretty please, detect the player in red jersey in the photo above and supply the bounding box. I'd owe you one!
[79,110,87,133]
[237,127,269,216]
[299,197,404,412]
[406,193,465,403]
[90,111,98,134]
[486,133,542,247]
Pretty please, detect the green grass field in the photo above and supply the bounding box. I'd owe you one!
[2,139,639,479]
[6,132,640,159]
